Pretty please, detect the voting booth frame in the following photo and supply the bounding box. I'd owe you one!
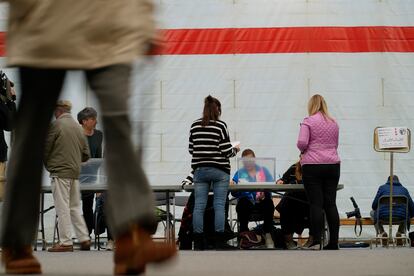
[373,127,412,247]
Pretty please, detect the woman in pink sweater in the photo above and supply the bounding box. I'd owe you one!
[297,94,341,250]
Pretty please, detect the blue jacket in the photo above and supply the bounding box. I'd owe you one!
[231,165,273,203]
[372,180,414,220]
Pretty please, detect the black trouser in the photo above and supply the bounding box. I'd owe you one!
[236,197,275,233]
[95,192,113,240]
[279,192,310,236]
[302,164,340,245]
[82,192,95,235]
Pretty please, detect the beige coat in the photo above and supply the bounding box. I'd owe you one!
[44,113,90,179]
[6,0,156,69]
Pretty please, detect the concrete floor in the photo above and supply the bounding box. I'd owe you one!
[1,249,413,276]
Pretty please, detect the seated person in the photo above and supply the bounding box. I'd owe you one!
[276,160,310,249]
[371,175,414,244]
[231,149,275,248]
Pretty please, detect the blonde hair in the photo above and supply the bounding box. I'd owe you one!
[307,94,334,121]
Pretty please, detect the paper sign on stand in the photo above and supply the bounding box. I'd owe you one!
[377,127,409,150]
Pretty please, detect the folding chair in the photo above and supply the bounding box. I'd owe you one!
[371,195,411,248]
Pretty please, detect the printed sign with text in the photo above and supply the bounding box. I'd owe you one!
[377,127,409,149]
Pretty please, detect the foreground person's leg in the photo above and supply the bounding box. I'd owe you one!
[1,68,65,274]
[86,64,176,275]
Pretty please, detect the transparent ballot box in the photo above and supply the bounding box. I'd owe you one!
[79,158,107,185]
[235,157,276,184]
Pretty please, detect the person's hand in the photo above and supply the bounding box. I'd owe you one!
[276,179,284,185]
[256,192,265,201]
[234,144,240,153]
[230,180,235,185]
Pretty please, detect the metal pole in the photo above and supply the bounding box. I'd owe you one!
[389,152,394,244]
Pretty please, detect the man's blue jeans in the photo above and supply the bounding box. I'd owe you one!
[193,167,230,233]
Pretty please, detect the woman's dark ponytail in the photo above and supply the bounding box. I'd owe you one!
[201,95,221,126]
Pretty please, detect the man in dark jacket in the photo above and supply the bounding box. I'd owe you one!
[77,107,103,236]
[0,73,16,201]
[371,175,414,241]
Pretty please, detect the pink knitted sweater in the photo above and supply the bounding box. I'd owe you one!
[297,112,340,165]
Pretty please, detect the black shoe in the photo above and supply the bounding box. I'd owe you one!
[193,233,206,251]
[323,243,339,250]
[215,232,237,250]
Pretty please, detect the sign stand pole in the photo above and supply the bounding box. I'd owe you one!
[373,127,411,248]
[388,152,393,246]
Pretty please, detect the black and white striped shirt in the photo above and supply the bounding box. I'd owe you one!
[189,119,236,174]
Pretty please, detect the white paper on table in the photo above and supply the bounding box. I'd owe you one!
[231,141,241,148]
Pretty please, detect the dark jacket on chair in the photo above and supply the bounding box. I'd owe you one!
[372,179,414,220]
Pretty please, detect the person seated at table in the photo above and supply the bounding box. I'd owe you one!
[371,175,414,246]
[231,149,275,248]
[276,161,310,249]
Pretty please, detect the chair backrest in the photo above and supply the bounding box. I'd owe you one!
[377,195,409,224]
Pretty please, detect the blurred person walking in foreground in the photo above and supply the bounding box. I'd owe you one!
[0,1,176,274]
[45,101,91,253]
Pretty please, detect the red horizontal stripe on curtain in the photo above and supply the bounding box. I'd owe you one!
[0,26,413,57]
[152,26,414,55]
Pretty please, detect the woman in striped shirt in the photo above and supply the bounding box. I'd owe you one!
[189,95,240,250]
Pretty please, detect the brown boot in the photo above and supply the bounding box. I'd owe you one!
[1,246,42,274]
[114,225,177,275]
[80,240,91,251]
[47,244,74,252]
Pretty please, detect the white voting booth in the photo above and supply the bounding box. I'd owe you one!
[79,158,106,185]
[373,127,411,247]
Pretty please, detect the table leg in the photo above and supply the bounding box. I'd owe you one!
[41,192,46,251]
[165,191,171,244]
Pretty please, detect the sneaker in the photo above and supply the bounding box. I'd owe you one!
[379,232,388,247]
[107,239,115,251]
[285,240,298,250]
[395,232,406,247]
[265,233,275,249]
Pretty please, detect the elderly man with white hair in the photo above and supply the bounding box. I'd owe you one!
[44,100,91,252]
